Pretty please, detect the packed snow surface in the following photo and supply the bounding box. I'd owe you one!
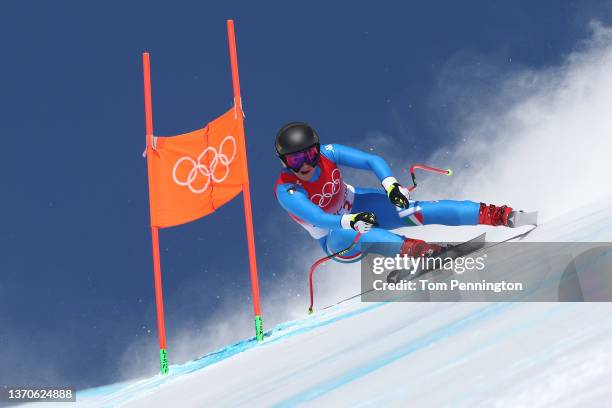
[41,198,612,407]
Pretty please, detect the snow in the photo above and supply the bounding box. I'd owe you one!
[43,197,612,407]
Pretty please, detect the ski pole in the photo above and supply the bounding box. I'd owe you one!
[408,164,452,192]
[307,163,452,314]
[308,232,362,314]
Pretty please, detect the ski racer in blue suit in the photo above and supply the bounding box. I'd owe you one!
[274,122,530,259]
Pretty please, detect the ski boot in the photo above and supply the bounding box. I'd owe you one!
[478,203,538,227]
[399,237,444,258]
[387,238,445,283]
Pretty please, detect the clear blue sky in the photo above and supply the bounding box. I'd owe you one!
[1,0,609,389]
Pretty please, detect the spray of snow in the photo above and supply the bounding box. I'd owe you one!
[117,21,612,383]
[408,21,612,221]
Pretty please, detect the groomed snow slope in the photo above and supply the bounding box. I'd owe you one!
[61,198,612,408]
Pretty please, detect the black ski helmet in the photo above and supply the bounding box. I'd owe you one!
[275,122,320,157]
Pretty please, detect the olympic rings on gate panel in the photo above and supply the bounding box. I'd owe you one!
[172,135,237,194]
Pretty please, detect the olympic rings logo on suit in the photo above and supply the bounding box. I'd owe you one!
[311,168,341,207]
[172,135,237,194]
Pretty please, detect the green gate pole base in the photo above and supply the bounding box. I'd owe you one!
[159,348,169,374]
[255,315,264,343]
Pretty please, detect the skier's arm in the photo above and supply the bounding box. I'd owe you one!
[323,144,393,182]
[276,183,342,229]
[276,183,377,232]
[325,144,410,208]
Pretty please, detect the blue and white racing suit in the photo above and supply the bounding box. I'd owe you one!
[275,144,480,258]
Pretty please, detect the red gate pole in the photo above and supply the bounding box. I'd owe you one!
[142,52,170,373]
[226,20,264,342]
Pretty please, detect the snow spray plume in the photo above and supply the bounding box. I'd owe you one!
[117,256,361,382]
[418,21,612,221]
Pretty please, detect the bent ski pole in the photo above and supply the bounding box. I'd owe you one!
[307,163,452,314]
[308,233,362,314]
[408,164,452,192]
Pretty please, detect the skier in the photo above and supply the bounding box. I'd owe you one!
[274,122,536,259]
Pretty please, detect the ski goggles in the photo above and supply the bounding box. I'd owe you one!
[282,144,320,172]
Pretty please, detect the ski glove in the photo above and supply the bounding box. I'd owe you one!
[382,176,410,209]
[341,212,378,233]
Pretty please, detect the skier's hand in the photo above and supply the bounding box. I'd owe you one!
[341,212,378,233]
[382,177,410,209]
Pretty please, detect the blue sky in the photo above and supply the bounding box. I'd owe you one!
[1,0,610,389]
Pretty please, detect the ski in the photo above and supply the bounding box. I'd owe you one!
[508,210,538,228]
[470,224,537,253]
[322,225,538,310]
